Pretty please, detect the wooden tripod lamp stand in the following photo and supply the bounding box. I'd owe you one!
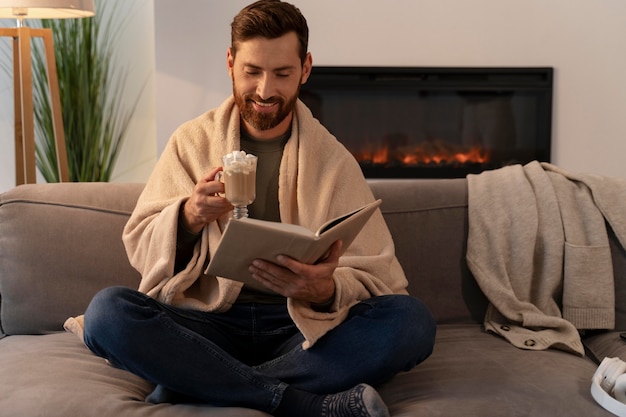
[0,0,94,185]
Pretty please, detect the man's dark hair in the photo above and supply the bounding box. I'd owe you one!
[231,0,309,64]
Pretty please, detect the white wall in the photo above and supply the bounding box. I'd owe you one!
[108,1,157,185]
[0,0,157,193]
[3,0,625,194]
[155,0,626,179]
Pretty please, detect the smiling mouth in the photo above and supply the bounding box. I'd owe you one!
[252,100,278,112]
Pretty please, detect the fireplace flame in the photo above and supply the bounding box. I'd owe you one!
[355,139,489,167]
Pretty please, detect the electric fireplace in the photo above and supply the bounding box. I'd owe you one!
[299,67,553,178]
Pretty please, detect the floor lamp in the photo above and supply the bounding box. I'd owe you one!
[0,0,94,185]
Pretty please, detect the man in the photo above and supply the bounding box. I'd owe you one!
[83,1,435,416]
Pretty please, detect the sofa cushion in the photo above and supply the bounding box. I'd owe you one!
[380,324,611,416]
[368,179,487,324]
[0,333,269,417]
[0,182,144,335]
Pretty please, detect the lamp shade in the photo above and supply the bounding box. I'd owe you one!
[0,0,94,19]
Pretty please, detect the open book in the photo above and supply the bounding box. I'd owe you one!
[206,199,382,290]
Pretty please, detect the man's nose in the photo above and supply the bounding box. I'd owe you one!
[256,73,274,100]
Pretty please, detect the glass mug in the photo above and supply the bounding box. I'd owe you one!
[215,151,257,219]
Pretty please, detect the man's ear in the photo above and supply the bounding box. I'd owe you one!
[300,52,313,85]
[227,47,235,80]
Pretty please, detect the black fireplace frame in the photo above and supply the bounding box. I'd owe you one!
[299,66,553,178]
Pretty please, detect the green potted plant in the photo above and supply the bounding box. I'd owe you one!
[31,0,142,182]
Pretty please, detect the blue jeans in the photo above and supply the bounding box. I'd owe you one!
[83,286,435,413]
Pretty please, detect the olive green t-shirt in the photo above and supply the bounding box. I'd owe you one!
[240,129,290,223]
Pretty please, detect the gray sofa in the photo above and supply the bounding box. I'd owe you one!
[1,178,625,416]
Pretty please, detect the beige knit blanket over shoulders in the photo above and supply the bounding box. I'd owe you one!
[467,161,626,356]
[115,97,407,349]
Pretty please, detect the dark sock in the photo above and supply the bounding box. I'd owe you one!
[273,384,389,417]
[321,384,389,417]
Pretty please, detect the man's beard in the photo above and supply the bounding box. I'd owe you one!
[233,84,300,131]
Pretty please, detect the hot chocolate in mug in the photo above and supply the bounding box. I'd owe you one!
[215,151,257,219]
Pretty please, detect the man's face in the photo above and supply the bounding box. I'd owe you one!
[228,32,312,140]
